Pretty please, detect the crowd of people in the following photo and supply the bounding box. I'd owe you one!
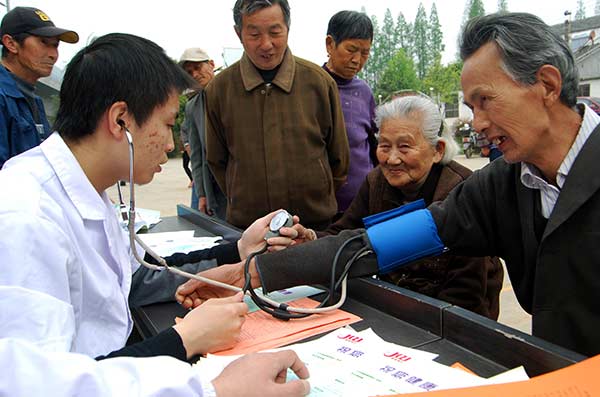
[1,0,599,396]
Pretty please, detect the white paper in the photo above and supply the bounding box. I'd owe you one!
[137,231,222,257]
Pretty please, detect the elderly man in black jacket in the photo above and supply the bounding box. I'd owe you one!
[177,12,600,358]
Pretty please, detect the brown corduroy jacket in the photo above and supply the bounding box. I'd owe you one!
[205,48,349,229]
[320,161,504,320]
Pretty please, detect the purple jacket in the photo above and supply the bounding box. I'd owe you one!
[323,65,377,212]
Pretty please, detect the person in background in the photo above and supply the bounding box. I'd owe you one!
[180,125,194,189]
[180,47,227,219]
[176,12,600,358]
[319,95,503,319]
[323,10,378,218]
[0,6,78,168]
[205,0,349,230]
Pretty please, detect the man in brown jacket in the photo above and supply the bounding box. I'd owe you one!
[205,0,349,230]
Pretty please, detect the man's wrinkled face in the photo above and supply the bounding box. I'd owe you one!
[237,4,288,71]
[461,42,548,164]
[12,35,59,81]
[183,60,215,89]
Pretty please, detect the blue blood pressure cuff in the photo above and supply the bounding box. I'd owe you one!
[363,199,445,274]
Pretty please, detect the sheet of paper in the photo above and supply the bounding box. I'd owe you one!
[137,231,222,257]
[378,354,600,396]
[213,297,362,356]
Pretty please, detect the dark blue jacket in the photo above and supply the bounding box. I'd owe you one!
[0,66,51,168]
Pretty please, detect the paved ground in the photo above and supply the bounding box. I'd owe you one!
[107,154,532,333]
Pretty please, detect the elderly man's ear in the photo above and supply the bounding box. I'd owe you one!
[536,64,562,108]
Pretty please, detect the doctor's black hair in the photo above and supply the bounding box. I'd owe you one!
[327,10,373,44]
[54,33,195,141]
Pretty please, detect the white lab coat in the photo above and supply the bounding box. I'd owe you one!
[0,133,141,357]
[0,286,213,396]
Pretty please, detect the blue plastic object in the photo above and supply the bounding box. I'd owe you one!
[363,200,445,274]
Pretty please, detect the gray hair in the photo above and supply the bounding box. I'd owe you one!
[460,12,578,107]
[375,95,459,165]
[233,0,291,32]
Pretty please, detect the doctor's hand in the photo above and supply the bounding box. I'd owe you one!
[175,261,260,309]
[212,350,310,397]
[173,292,247,357]
[237,210,314,259]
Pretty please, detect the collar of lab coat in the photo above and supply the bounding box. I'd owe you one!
[41,133,110,221]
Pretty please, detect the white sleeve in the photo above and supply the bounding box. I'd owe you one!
[0,338,215,397]
[0,212,78,351]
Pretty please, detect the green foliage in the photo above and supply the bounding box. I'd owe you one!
[576,0,587,20]
[377,49,420,99]
[358,2,461,109]
[413,3,429,80]
[422,60,463,103]
[429,3,444,63]
[497,0,508,12]
[395,12,413,58]
[468,0,486,20]
[380,9,396,63]
[596,0,600,16]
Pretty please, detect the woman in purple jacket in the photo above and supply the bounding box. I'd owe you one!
[323,10,378,218]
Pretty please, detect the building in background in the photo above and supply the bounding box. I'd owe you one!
[552,15,600,97]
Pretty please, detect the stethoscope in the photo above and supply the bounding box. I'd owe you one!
[116,121,366,318]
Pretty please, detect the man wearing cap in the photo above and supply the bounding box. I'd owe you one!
[179,47,227,219]
[0,7,78,168]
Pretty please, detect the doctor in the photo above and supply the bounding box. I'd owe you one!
[0,31,309,369]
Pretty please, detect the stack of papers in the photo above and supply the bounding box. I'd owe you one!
[196,327,530,396]
[213,297,362,356]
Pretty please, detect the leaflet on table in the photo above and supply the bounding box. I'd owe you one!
[136,230,223,257]
[285,327,483,396]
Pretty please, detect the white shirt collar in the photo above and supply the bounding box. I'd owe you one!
[41,133,108,221]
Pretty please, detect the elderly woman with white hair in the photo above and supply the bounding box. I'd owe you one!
[320,95,504,319]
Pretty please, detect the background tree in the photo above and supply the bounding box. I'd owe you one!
[395,12,413,59]
[359,11,381,91]
[468,0,486,19]
[429,3,444,64]
[380,9,397,62]
[596,0,600,15]
[576,0,586,20]
[413,3,429,80]
[377,49,420,100]
[497,0,508,12]
[422,60,462,104]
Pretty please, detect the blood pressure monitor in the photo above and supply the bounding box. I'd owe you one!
[265,210,294,239]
